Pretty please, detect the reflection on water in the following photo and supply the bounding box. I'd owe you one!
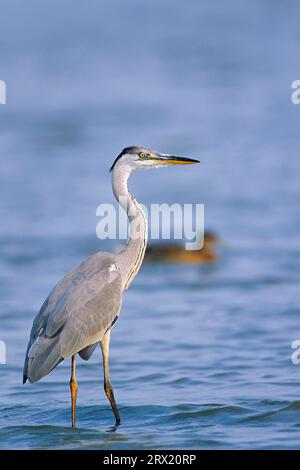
[1,0,300,449]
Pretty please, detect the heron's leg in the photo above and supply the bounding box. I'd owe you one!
[70,354,78,427]
[100,331,121,426]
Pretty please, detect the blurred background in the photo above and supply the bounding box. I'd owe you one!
[1,0,300,450]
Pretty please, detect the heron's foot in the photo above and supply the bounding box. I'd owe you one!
[106,421,120,433]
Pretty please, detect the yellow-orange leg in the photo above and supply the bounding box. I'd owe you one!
[70,354,78,427]
[100,331,121,426]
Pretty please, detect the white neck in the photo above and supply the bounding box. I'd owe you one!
[112,162,148,290]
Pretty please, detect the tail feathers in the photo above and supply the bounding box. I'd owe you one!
[24,335,63,383]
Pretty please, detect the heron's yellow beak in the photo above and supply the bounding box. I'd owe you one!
[155,155,200,165]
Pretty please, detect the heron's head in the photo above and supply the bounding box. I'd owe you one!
[110,146,199,172]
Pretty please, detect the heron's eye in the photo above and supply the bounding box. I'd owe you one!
[139,152,146,158]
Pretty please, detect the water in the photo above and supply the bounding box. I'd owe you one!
[1,0,300,449]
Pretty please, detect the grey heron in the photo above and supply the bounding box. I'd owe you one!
[23,146,199,427]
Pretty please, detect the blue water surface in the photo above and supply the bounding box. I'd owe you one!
[1,0,300,449]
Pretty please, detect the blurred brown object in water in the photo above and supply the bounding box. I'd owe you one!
[145,231,219,264]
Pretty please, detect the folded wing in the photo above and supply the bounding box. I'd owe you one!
[23,253,122,383]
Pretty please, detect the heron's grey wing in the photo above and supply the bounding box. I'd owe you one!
[23,264,85,382]
[22,291,68,383]
[23,264,82,373]
[78,298,120,360]
[78,316,119,360]
[23,252,122,383]
[59,265,122,359]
